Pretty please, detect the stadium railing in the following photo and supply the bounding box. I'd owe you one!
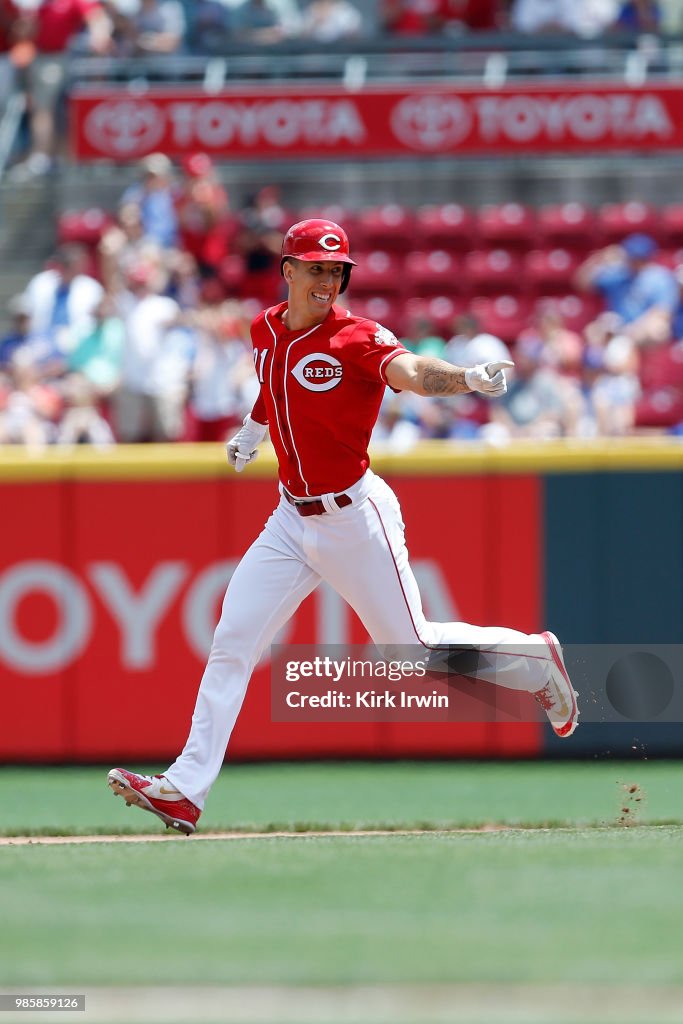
[65,31,683,87]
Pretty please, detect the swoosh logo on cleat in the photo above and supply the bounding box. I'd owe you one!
[551,680,569,719]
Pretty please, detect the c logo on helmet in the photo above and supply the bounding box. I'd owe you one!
[319,233,342,251]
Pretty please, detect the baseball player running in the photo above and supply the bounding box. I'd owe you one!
[108,219,579,834]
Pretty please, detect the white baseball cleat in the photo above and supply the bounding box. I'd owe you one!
[107,768,200,835]
[533,631,580,738]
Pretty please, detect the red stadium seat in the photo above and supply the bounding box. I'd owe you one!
[639,341,683,391]
[635,390,683,428]
[298,205,357,236]
[655,248,683,270]
[347,296,403,335]
[57,208,114,245]
[659,204,683,247]
[476,203,536,249]
[404,250,463,296]
[403,295,466,337]
[414,203,476,251]
[524,249,580,294]
[597,202,660,243]
[469,295,534,342]
[534,293,604,333]
[464,249,524,294]
[355,204,415,251]
[537,203,599,251]
[349,250,403,295]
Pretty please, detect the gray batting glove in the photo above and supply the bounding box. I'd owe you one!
[465,360,515,397]
[226,415,268,473]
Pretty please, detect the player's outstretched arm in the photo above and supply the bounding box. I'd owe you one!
[385,353,514,398]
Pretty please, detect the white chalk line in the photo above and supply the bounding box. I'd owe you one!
[0,825,517,846]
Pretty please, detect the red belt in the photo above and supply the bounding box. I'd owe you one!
[284,490,353,516]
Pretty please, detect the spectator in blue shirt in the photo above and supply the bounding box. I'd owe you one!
[1,292,65,378]
[576,233,679,346]
[0,295,33,367]
[121,153,179,250]
[613,0,661,32]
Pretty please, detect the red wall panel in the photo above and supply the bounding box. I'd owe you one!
[0,472,542,762]
[69,480,221,759]
[0,483,69,758]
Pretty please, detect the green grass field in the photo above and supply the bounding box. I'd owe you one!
[1,761,682,1024]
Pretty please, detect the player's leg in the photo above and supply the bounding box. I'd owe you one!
[164,514,321,808]
[314,474,577,735]
[110,506,321,826]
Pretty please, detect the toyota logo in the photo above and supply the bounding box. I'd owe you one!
[391,95,472,151]
[84,99,165,158]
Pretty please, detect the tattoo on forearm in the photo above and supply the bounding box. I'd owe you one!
[421,360,469,396]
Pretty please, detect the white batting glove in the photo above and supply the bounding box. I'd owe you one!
[226,415,268,473]
[465,360,515,397]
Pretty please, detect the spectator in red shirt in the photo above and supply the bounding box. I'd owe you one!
[383,0,505,34]
[236,186,288,305]
[0,0,18,51]
[381,0,441,34]
[438,0,506,31]
[32,0,108,51]
[176,152,233,279]
[0,0,19,107]
[9,0,113,181]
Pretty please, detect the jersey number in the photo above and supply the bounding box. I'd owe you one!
[253,348,268,384]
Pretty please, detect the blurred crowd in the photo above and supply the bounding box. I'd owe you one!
[384,0,680,37]
[2,154,683,448]
[1,0,679,59]
[0,0,678,67]
[1,0,681,180]
[373,227,683,447]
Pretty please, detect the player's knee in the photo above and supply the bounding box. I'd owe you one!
[210,615,263,657]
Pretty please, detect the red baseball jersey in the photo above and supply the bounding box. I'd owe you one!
[34,0,101,53]
[250,301,408,497]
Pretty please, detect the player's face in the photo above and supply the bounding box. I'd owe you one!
[284,259,345,327]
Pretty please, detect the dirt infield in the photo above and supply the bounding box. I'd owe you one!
[1,984,682,1023]
[0,825,516,846]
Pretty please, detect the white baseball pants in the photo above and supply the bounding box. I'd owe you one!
[165,470,553,809]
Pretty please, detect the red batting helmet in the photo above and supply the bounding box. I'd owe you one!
[280,219,356,293]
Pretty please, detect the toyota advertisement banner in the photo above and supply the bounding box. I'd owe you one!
[70,82,683,161]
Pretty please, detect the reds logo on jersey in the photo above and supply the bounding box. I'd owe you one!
[291,352,343,392]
